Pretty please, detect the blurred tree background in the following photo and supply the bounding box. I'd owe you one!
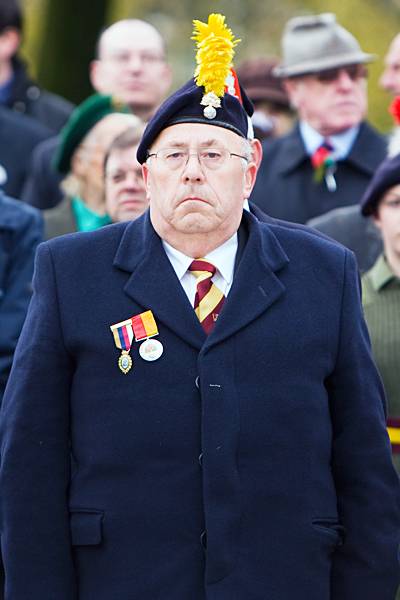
[22,0,400,132]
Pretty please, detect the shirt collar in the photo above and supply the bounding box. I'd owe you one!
[369,254,400,292]
[163,232,238,284]
[299,120,360,160]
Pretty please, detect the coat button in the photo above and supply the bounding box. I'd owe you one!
[198,452,203,467]
[195,376,200,389]
[200,530,207,551]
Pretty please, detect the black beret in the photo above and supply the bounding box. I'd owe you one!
[361,153,400,216]
[136,77,254,164]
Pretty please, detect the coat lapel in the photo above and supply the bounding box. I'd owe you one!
[113,212,206,350]
[274,125,309,175]
[203,211,289,351]
[113,211,289,352]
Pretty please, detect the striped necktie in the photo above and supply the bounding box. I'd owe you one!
[188,259,225,334]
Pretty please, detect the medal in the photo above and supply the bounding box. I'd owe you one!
[131,310,164,362]
[110,318,134,374]
[139,338,164,362]
[118,350,133,374]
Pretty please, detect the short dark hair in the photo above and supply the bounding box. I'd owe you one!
[104,122,145,173]
[0,0,22,34]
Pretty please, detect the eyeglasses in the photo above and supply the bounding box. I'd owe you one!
[147,147,249,171]
[106,51,166,66]
[313,64,368,84]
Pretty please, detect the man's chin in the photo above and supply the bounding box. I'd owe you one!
[328,113,363,133]
[174,213,217,234]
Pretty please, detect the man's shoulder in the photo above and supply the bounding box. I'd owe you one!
[307,204,364,233]
[252,204,340,246]
[43,220,129,260]
[0,193,43,231]
[251,207,348,266]
[0,105,52,142]
[350,122,387,170]
[358,120,386,143]
[260,125,301,157]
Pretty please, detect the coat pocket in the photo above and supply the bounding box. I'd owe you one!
[312,518,346,547]
[69,508,104,546]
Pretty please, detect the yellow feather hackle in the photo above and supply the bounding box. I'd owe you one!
[192,13,241,98]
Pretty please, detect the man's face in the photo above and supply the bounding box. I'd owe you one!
[373,184,400,258]
[285,64,368,136]
[90,21,172,117]
[380,35,400,96]
[105,144,148,223]
[142,123,258,243]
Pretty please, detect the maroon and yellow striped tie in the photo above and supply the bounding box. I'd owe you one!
[189,259,225,334]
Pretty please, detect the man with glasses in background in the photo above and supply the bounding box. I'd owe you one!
[22,19,172,210]
[250,13,387,225]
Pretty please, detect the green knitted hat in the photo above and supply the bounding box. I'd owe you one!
[53,94,130,174]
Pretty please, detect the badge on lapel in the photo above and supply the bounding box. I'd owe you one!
[132,310,164,362]
[110,310,163,373]
[110,318,134,374]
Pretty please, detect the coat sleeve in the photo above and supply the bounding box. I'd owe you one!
[328,249,400,599]
[0,208,43,401]
[0,242,77,599]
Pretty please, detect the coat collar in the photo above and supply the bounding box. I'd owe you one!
[113,210,289,350]
[346,122,387,175]
[274,121,385,176]
[272,124,308,175]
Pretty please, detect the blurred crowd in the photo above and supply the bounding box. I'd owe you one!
[1,0,400,573]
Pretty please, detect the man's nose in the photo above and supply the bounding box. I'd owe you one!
[182,153,205,182]
[126,54,144,71]
[336,69,355,89]
[124,171,145,188]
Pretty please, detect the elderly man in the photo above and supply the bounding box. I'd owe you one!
[22,19,172,210]
[1,13,399,600]
[306,31,400,269]
[104,122,148,223]
[250,13,387,224]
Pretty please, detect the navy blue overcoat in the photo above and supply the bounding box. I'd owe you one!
[0,192,43,400]
[1,210,399,599]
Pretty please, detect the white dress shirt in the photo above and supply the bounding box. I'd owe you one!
[299,120,360,161]
[162,233,238,307]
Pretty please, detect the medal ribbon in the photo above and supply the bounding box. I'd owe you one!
[110,318,134,351]
[131,310,159,342]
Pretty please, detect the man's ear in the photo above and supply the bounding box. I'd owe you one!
[371,212,382,230]
[89,60,106,94]
[142,163,151,200]
[251,138,263,169]
[282,78,299,110]
[243,139,262,198]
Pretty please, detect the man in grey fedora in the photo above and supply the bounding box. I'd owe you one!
[250,13,387,225]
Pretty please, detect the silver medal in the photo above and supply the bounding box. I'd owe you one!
[139,338,164,362]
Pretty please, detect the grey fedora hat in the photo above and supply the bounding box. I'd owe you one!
[274,13,375,78]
